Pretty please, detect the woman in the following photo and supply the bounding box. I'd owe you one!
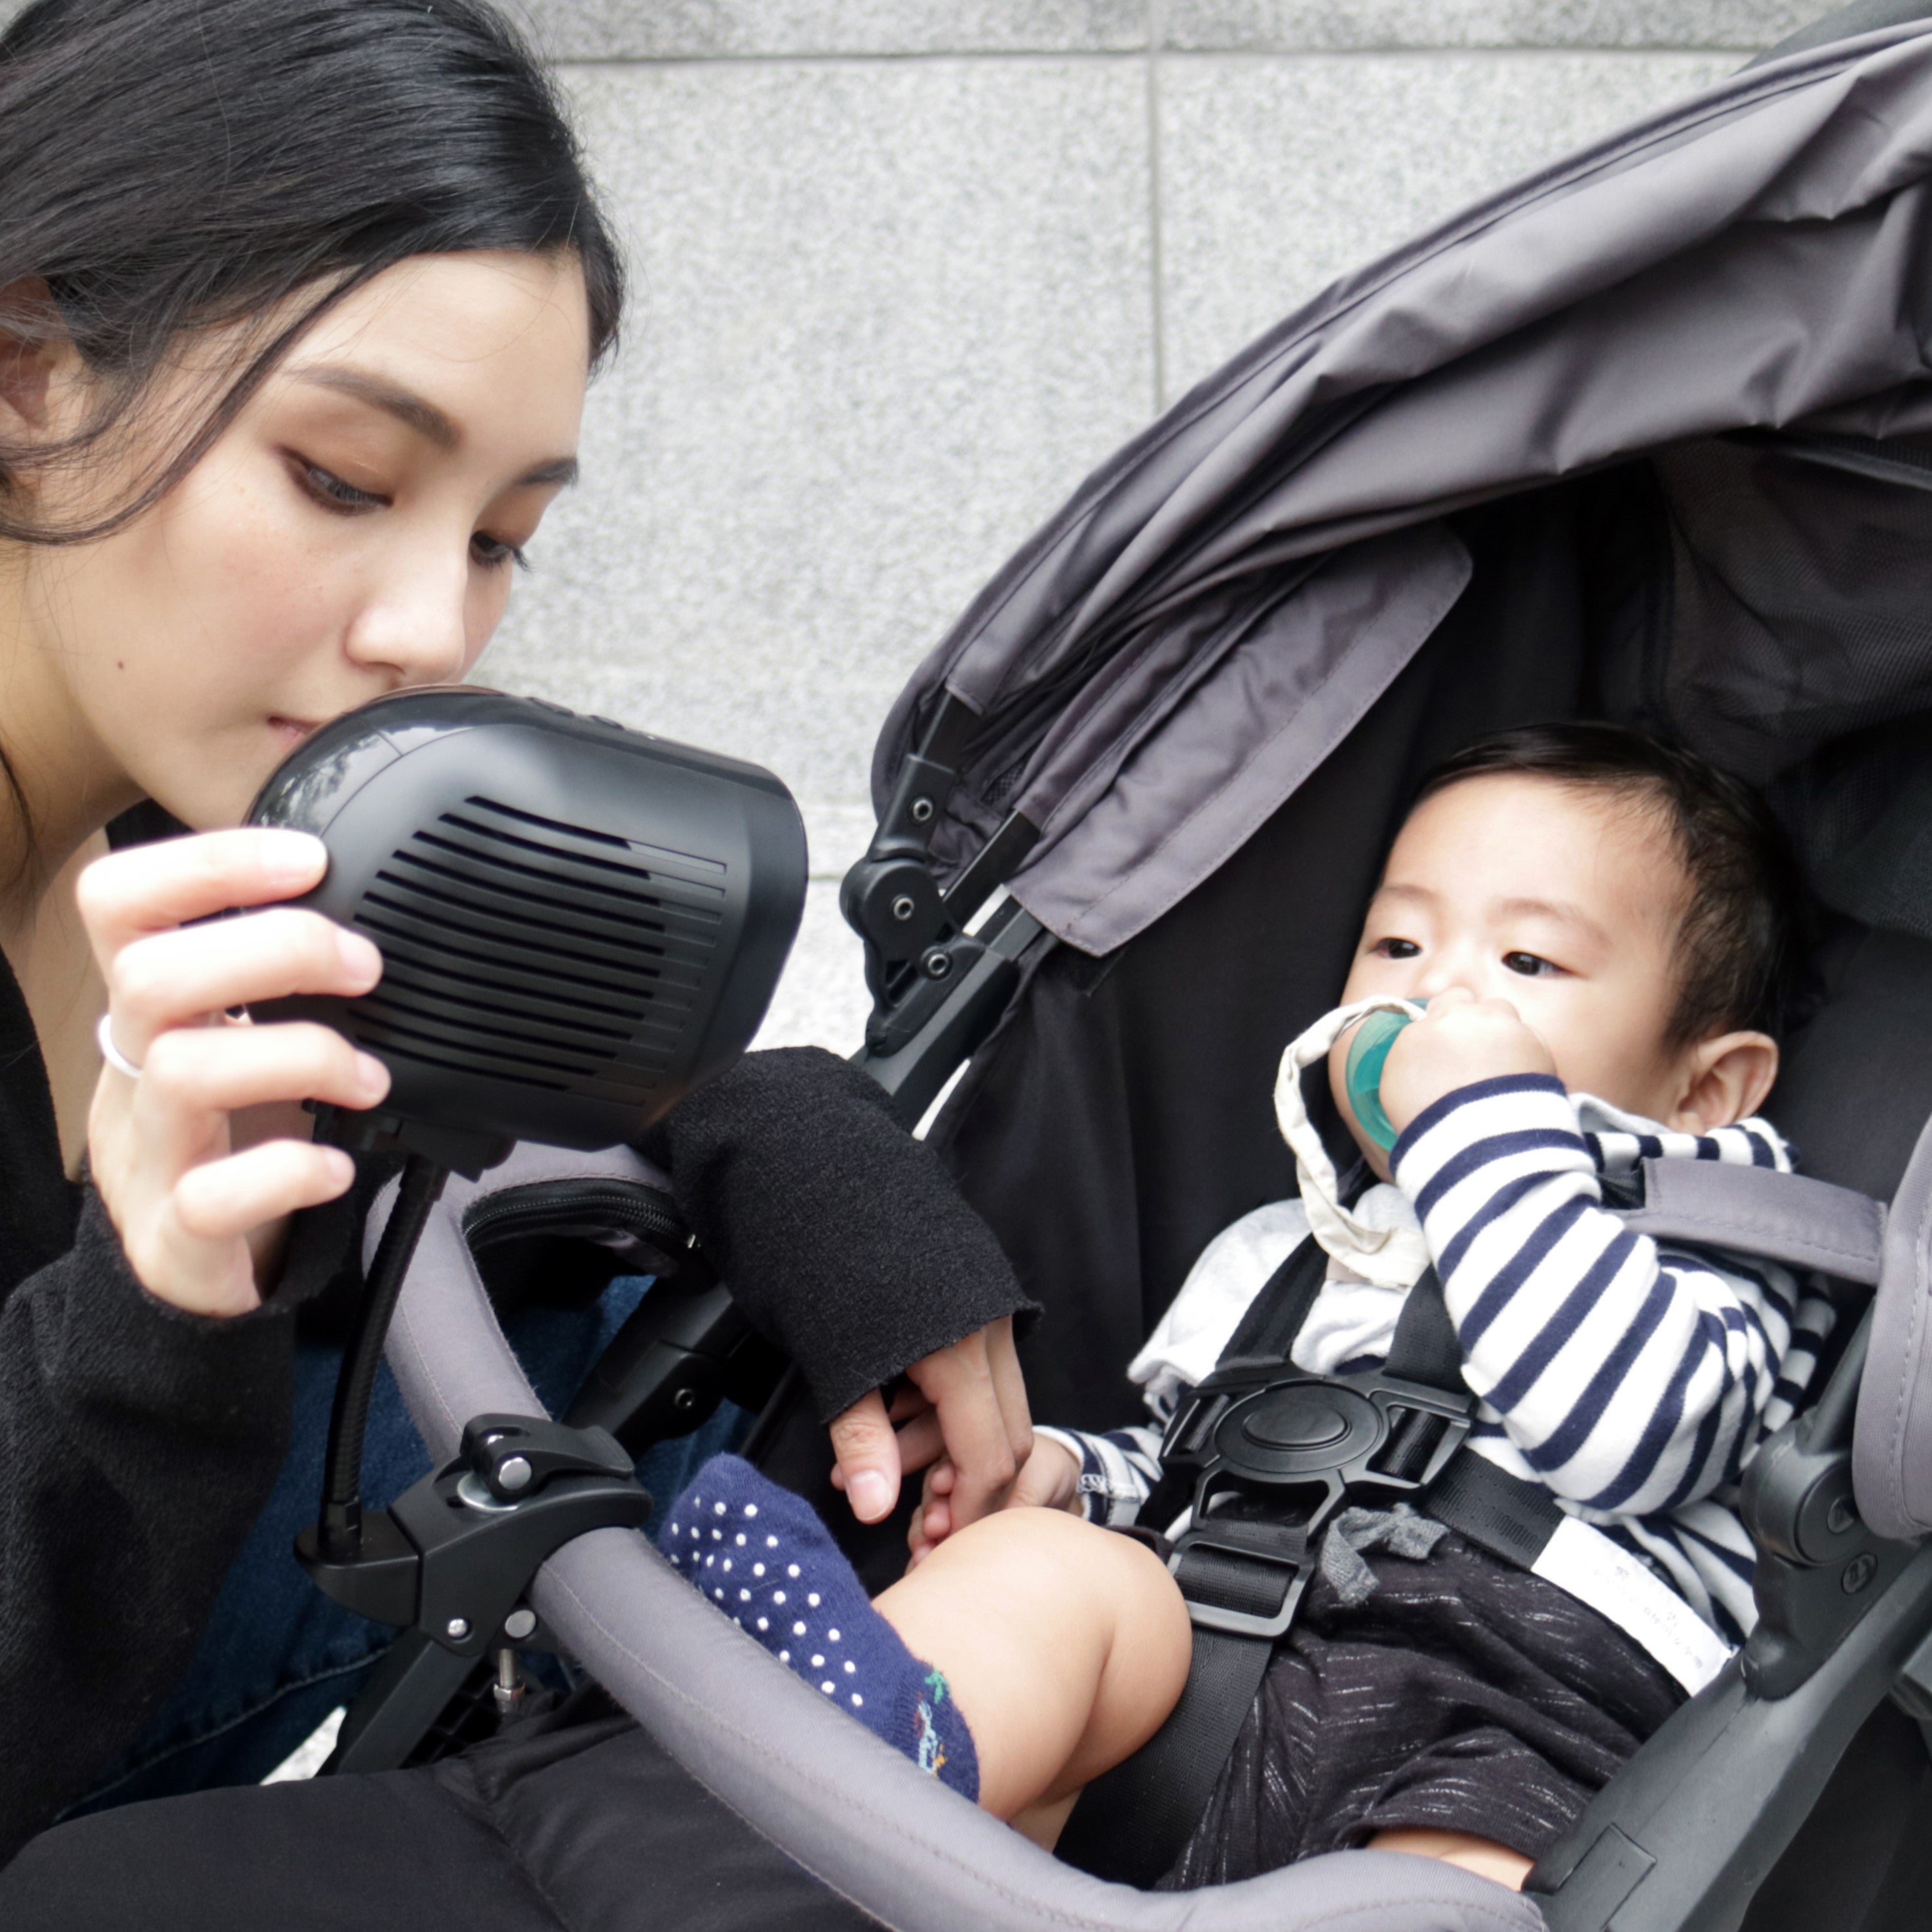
[0,0,1033,1859]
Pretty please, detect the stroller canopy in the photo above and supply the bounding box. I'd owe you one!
[876,16,1932,964]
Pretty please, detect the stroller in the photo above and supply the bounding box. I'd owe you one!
[13,3,1932,1927]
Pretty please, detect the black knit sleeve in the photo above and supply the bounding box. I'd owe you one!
[637,1047,1038,1421]
[0,1191,295,1855]
[0,1172,379,1860]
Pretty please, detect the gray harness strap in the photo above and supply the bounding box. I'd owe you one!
[1615,1158,1885,1285]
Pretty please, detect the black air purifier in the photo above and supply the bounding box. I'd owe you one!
[248,688,805,1690]
[248,686,807,1175]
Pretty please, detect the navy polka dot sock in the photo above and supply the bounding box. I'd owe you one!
[663,1454,979,1800]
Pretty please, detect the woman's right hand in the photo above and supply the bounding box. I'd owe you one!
[79,828,391,1318]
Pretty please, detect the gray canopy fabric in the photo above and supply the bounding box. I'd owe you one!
[381,1147,1544,1932]
[873,20,1932,958]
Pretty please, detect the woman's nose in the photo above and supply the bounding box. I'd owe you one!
[343,554,471,687]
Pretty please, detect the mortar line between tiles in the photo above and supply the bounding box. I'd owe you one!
[551,48,1148,71]
[1147,41,1761,58]
[1146,0,1169,415]
[550,44,1761,71]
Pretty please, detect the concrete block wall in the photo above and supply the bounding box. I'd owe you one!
[482,0,1810,1053]
[2,0,1813,1045]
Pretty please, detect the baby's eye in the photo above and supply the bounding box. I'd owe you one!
[1503,950,1561,977]
[1370,938,1421,960]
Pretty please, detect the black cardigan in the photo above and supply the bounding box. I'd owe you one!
[0,947,1030,1857]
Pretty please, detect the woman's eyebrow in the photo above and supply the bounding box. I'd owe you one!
[290,365,579,488]
[518,455,580,488]
[295,366,459,449]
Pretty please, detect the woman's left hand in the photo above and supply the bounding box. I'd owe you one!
[826,1315,1032,1530]
[79,828,391,1319]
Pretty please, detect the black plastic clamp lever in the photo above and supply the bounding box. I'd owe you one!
[298,1410,654,1773]
[299,1412,652,1652]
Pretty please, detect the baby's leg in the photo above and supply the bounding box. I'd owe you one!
[1368,1828,1534,1890]
[874,1507,1191,1842]
[665,1457,1189,1844]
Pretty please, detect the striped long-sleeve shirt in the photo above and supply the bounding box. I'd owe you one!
[1038,1077,1836,1651]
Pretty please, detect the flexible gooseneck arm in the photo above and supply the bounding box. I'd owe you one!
[317,1153,448,1559]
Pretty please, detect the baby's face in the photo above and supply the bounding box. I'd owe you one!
[1331,773,1697,1145]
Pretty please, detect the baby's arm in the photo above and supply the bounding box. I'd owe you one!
[1391,1073,1799,1513]
[1032,1423,1166,1522]
[912,1418,1165,1561]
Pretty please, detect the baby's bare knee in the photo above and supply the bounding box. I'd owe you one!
[927,1507,1167,1603]
[968,1515,1188,1678]
[933,1501,1110,1573]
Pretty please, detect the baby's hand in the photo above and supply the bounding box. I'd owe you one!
[907,1437,1084,1566]
[1377,988,1557,1141]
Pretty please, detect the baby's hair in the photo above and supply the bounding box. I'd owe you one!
[1414,722,1804,1046]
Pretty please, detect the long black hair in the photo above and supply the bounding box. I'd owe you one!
[0,0,623,547]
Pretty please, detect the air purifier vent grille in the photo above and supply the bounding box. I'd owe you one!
[343,796,725,1099]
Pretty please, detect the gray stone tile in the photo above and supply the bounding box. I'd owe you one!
[1161,0,1811,51]
[514,0,1148,61]
[482,57,1156,826]
[752,880,873,1051]
[802,801,881,880]
[1156,50,1738,398]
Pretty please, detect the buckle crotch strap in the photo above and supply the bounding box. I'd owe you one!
[1060,1238,1560,1887]
[1164,1364,1477,1637]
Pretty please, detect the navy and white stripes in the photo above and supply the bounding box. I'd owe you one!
[1037,1081,1835,1648]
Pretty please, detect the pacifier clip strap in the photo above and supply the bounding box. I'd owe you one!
[1272,997,1431,1290]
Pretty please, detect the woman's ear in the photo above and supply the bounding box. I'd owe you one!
[0,278,73,436]
[1665,1030,1780,1134]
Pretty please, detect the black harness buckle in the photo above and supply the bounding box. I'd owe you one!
[1162,1370,1474,1639]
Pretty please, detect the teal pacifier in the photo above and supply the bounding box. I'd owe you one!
[1343,1001,1427,1153]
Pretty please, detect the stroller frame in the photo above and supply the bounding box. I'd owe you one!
[817,2,1932,1918]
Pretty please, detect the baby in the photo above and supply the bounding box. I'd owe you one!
[665,722,1830,1889]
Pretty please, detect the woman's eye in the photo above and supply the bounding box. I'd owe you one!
[1370,938,1421,960]
[1503,950,1560,977]
[298,460,385,512]
[471,531,530,571]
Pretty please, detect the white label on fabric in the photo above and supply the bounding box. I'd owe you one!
[1530,1516,1732,1695]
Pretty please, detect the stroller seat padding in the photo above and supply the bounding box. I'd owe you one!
[1773,929,1932,1204]
[1855,1111,1932,1541]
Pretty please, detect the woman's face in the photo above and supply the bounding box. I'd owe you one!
[16,249,590,830]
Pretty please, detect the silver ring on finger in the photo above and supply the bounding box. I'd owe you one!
[96,1013,145,1080]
